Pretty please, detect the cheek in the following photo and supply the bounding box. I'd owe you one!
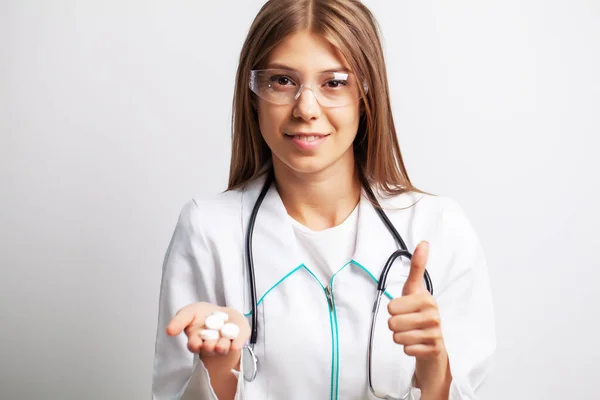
[327,105,361,138]
[257,102,290,139]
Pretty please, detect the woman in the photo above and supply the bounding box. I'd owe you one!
[151,0,495,399]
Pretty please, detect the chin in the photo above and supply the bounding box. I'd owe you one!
[277,155,334,176]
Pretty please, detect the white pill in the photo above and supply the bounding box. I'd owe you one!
[204,315,225,330]
[220,323,240,340]
[199,329,220,341]
[210,311,229,322]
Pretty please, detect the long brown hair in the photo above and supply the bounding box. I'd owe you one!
[227,0,427,198]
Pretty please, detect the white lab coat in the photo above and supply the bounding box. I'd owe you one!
[151,175,495,399]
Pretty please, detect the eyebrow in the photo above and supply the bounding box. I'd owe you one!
[265,62,351,73]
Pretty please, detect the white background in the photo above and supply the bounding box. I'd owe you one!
[1,0,599,399]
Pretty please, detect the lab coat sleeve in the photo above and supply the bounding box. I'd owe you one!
[151,200,245,400]
[435,198,496,399]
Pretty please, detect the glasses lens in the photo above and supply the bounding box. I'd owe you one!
[250,69,298,105]
[313,71,361,107]
[249,69,364,106]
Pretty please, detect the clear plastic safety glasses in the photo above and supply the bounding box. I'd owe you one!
[249,69,368,107]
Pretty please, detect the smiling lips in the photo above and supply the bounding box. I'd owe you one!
[284,132,330,150]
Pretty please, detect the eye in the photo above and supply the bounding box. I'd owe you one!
[271,75,296,87]
[325,79,348,89]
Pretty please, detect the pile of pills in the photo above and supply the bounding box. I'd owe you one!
[199,311,240,341]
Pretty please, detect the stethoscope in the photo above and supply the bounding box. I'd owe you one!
[241,170,433,400]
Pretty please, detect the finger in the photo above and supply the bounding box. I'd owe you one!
[231,335,247,352]
[402,241,429,296]
[403,343,444,358]
[229,314,250,351]
[388,310,441,332]
[184,317,207,341]
[201,339,219,355]
[387,292,435,315]
[187,333,204,354]
[393,328,442,346]
[166,307,197,336]
[214,337,232,355]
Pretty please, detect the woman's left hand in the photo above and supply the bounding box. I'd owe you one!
[387,241,452,398]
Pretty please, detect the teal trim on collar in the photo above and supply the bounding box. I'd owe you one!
[348,259,394,300]
[243,263,306,317]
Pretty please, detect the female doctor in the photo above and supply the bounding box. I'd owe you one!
[151,0,495,399]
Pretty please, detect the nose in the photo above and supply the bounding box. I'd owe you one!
[292,86,322,121]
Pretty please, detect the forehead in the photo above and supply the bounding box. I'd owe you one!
[266,31,351,73]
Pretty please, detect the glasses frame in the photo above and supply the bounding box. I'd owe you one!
[248,68,369,107]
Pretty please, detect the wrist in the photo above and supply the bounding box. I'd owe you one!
[414,349,452,399]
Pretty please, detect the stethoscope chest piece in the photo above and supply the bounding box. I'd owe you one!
[242,345,259,382]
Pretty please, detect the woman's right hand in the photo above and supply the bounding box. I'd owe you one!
[166,302,251,357]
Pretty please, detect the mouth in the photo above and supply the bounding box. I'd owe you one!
[284,132,330,142]
[284,132,330,150]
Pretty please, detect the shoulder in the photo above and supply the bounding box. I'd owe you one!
[378,190,476,238]
[192,188,244,220]
[387,191,483,259]
[378,190,465,220]
[174,187,245,240]
[381,190,486,289]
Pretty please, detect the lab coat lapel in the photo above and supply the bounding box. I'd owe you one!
[351,190,422,290]
[351,192,399,280]
[240,174,303,309]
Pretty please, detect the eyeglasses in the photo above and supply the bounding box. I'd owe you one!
[249,69,368,107]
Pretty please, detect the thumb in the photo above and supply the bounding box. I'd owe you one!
[166,306,196,336]
[402,241,429,295]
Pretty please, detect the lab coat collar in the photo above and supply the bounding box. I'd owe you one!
[240,173,422,297]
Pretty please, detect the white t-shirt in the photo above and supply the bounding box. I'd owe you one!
[287,205,359,285]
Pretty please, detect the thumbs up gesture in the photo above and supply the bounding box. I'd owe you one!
[387,241,452,396]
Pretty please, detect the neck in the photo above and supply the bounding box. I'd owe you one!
[273,155,362,231]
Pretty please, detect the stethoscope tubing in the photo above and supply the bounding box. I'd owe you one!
[244,169,273,346]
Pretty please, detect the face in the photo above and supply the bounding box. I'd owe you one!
[255,31,362,178]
